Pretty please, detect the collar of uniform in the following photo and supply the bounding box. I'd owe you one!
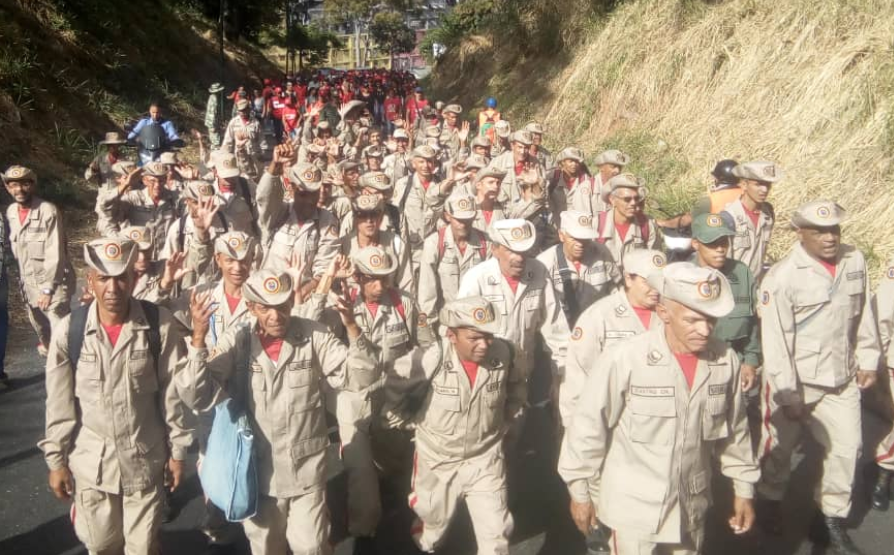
[141,187,171,206]
[644,328,670,366]
[82,298,151,335]
[614,289,632,316]
[289,206,321,224]
[27,198,42,218]
[792,241,844,270]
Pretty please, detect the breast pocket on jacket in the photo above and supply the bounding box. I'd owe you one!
[75,352,102,403]
[128,349,158,395]
[703,384,730,441]
[424,382,462,435]
[627,387,676,445]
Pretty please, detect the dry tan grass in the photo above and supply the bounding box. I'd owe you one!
[458,0,894,273]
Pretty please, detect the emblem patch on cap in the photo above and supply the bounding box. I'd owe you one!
[697,280,720,300]
[762,165,776,178]
[199,183,214,196]
[652,254,666,268]
[227,236,243,250]
[816,205,831,219]
[706,215,722,227]
[129,230,143,241]
[7,166,27,179]
[303,170,317,181]
[103,242,122,260]
[374,173,385,183]
[457,198,473,211]
[222,158,237,169]
[509,226,531,241]
[577,215,592,226]
[571,326,583,341]
[263,277,282,294]
[472,307,489,323]
[368,253,384,268]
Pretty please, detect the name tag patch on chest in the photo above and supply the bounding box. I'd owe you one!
[631,386,674,398]
[846,271,864,281]
[606,330,635,339]
[486,382,501,392]
[434,385,458,396]
[291,359,312,370]
[385,323,406,334]
[708,384,726,396]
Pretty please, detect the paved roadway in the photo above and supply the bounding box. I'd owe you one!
[1,331,892,555]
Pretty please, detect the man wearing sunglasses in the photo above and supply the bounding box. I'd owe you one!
[596,173,660,270]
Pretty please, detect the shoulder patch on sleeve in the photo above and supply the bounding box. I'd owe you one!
[761,290,770,305]
[886,267,894,280]
[571,326,583,341]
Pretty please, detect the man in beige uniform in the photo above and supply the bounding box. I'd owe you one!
[222,98,262,180]
[549,147,597,219]
[489,130,535,204]
[392,145,442,273]
[333,246,433,550]
[758,200,879,554]
[381,297,526,555]
[721,161,780,282]
[418,194,490,335]
[40,238,191,555]
[590,149,630,213]
[99,161,180,260]
[597,174,660,269]
[559,262,759,555]
[871,254,894,511]
[85,131,129,188]
[382,128,411,184]
[559,249,666,426]
[179,268,380,555]
[3,166,75,351]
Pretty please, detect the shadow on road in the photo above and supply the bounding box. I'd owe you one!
[0,514,82,555]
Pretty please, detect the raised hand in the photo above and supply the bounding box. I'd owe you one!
[189,289,215,347]
[458,120,471,143]
[191,195,220,239]
[161,251,191,291]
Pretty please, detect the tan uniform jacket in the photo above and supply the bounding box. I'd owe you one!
[458,258,569,378]
[874,255,894,370]
[549,172,598,220]
[216,186,258,238]
[39,300,191,495]
[84,153,119,187]
[597,209,661,269]
[337,231,414,293]
[536,243,620,325]
[438,126,462,158]
[383,338,526,462]
[160,215,229,288]
[257,171,339,280]
[99,187,179,259]
[722,199,774,281]
[382,152,411,185]
[422,180,510,232]
[418,226,490,332]
[6,198,74,297]
[177,317,380,498]
[561,289,660,422]
[393,173,441,263]
[559,329,758,541]
[760,243,880,405]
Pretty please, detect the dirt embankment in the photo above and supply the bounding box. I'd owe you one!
[429,0,894,272]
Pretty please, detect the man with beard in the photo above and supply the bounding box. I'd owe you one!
[3,166,75,354]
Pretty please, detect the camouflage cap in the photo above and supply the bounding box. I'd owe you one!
[351,245,398,277]
[242,268,293,306]
[288,163,323,192]
[488,219,537,253]
[440,296,501,335]
[790,199,846,229]
[556,147,584,164]
[411,145,437,160]
[119,226,152,251]
[732,161,783,183]
[214,231,255,261]
[84,238,138,277]
[593,149,630,167]
[648,261,734,318]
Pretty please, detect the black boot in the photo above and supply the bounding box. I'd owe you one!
[823,516,864,555]
[872,468,891,511]
[756,498,783,535]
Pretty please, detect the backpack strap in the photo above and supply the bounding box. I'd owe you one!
[635,214,650,244]
[67,305,91,371]
[437,226,447,259]
[554,245,581,326]
[596,211,609,244]
[138,300,162,364]
[388,289,407,322]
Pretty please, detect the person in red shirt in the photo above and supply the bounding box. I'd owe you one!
[405,87,428,128]
[270,88,286,144]
[383,88,403,136]
[281,97,300,140]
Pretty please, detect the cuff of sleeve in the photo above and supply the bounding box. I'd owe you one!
[45,455,66,471]
[743,353,761,367]
[170,445,188,461]
[886,351,894,370]
[733,480,755,499]
[856,359,879,373]
[568,480,591,504]
[187,344,209,361]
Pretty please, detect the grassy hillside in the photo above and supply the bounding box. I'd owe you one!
[429,0,894,272]
[0,0,278,206]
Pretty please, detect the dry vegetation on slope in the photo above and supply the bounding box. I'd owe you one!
[430,0,894,272]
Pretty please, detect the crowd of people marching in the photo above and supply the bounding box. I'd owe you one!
[2,67,892,555]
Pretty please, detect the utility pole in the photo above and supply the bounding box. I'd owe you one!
[284,0,290,74]
[219,0,225,84]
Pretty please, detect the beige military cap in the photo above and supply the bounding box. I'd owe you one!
[119,226,152,251]
[476,165,508,183]
[84,238,138,277]
[142,161,167,178]
[214,231,255,261]
[353,193,384,214]
[316,121,332,132]
[235,98,250,111]
[494,120,511,138]
[339,159,361,172]
[446,194,477,220]
[425,125,442,139]
[470,136,491,149]
[288,163,323,192]
[604,173,641,198]
[411,145,437,160]
[489,219,537,253]
[352,245,398,277]
[305,143,325,155]
[99,131,127,145]
[732,161,783,183]
[440,296,502,334]
[443,104,463,115]
[524,121,544,135]
[510,130,533,146]
[624,249,667,278]
[111,160,136,176]
[243,269,293,306]
[648,261,734,318]
[434,101,445,111]
[181,180,217,202]
[560,211,598,240]
[464,154,489,171]
[339,99,366,118]
[790,199,846,228]
[159,152,179,165]
[213,152,240,179]
[556,147,585,164]
[360,171,391,192]
[364,146,385,158]
[393,129,410,140]
[593,149,630,167]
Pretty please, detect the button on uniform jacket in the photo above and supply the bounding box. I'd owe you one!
[39,300,191,495]
[558,328,759,543]
[177,317,379,498]
[759,243,880,405]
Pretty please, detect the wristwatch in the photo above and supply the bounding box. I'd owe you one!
[41,288,53,295]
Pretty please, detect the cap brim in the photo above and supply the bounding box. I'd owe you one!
[84,244,137,277]
[216,167,240,179]
[355,258,398,277]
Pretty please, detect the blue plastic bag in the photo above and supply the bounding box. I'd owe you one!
[200,398,257,522]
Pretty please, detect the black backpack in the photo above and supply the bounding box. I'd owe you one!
[138,122,166,152]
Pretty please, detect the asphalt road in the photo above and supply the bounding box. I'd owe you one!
[1,331,893,555]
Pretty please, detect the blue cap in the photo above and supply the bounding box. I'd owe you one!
[486,97,497,108]
[415,86,423,93]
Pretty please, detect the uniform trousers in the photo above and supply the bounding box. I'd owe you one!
[242,490,331,555]
[409,446,513,555]
[339,420,382,537]
[609,528,702,555]
[758,378,861,518]
[73,483,163,555]
[23,282,70,347]
[874,368,894,471]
